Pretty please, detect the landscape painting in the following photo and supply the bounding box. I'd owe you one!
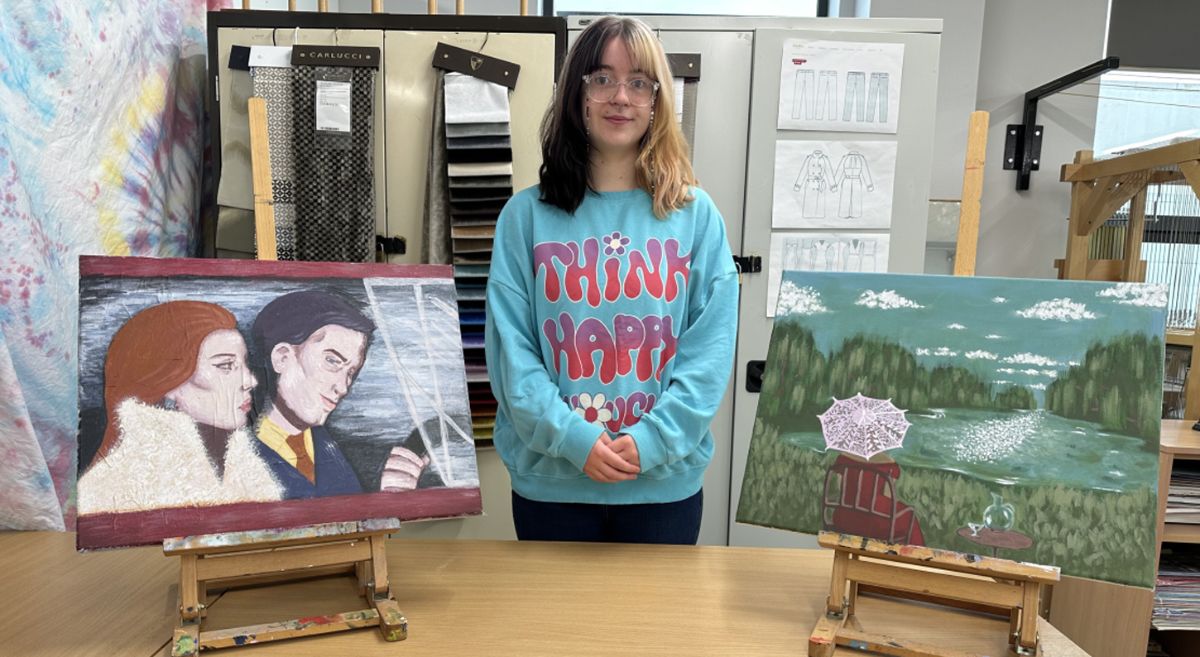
[76,257,481,550]
[737,271,1166,587]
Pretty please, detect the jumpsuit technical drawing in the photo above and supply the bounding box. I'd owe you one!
[833,151,874,219]
[792,150,838,218]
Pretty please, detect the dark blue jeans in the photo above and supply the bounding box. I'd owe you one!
[511,489,703,545]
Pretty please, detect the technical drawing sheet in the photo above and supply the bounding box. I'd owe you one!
[772,140,897,229]
[777,39,904,134]
[766,231,891,317]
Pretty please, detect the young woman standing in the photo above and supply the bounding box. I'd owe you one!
[485,16,738,544]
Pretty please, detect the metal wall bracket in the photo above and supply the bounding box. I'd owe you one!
[1006,56,1119,191]
[733,255,762,275]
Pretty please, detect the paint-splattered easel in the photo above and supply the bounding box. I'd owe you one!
[165,519,407,656]
[807,113,1062,657]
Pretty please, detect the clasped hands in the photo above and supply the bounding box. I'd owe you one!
[583,431,640,483]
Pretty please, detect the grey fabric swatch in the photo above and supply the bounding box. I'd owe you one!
[446,122,510,138]
[423,69,452,265]
[448,161,514,177]
[444,72,511,124]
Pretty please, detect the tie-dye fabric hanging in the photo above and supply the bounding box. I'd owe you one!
[0,0,228,531]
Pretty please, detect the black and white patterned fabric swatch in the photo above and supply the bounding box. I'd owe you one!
[251,65,298,260]
[291,65,377,262]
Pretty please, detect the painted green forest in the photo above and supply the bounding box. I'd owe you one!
[758,321,1161,448]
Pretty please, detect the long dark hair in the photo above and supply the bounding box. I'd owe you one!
[538,16,694,217]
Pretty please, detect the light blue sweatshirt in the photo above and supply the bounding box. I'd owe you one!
[485,185,739,504]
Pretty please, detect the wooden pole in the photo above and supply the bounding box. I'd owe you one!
[1121,190,1147,282]
[457,0,465,14]
[372,0,382,11]
[289,0,296,10]
[318,0,329,12]
[953,111,988,276]
[428,0,438,14]
[247,98,278,261]
[1062,150,1095,280]
[520,0,529,15]
[242,0,250,8]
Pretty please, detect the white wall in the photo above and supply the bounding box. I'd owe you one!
[870,0,985,201]
[974,0,1108,279]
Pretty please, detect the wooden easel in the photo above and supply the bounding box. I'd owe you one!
[809,533,1060,657]
[809,112,1063,657]
[165,519,407,656]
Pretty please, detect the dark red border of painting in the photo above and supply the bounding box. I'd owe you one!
[79,256,451,280]
[77,488,482,550]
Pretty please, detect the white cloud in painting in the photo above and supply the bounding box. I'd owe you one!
[1002,353,1061,367]
[947,323,967,330]
[966,350,998,360]
[1097,282,1168,308]
[918,347,959,357]
[1021,369,1041,376]
[985,334,1003,340]
[1029,383,1047,390]
[997,368,1017,374]
[1016,298,1097,321]
[1043,370,1058,378]
[856,289,924,310]
[1069,360,1080,367]
[992,297,1007,303]
[994,380,1012,385]
[777,281,828,316]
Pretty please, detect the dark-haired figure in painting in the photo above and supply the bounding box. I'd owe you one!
[78,301,282,514]
[250,290,430,498]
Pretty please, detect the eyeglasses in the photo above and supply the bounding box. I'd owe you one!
[582,73,660,107]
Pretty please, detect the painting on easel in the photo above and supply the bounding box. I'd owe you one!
[737,271,1166,587]
[76,257,482,550]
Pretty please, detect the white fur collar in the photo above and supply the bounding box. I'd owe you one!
[78,399,282,515]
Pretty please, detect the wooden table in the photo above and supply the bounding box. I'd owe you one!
[0,532,1091,657]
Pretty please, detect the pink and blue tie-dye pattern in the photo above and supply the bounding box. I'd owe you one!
[0,0,231,530]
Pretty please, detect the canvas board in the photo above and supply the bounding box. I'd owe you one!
[737,271,1166,587]
[777,39,904,134]
[76,257,481,550]
[773,140,897,230]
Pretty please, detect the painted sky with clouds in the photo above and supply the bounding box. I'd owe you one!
[776,272,1167,396]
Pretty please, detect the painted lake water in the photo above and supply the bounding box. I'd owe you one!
[781,408,1157,493]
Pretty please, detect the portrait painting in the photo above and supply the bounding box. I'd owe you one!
[76,257,481,549]
[737,271,1165,587]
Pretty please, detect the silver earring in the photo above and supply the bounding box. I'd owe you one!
[585,106,591,137]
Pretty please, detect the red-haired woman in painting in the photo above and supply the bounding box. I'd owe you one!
[77,301,282,514]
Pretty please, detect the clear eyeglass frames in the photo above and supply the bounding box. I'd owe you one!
[582,73,660,107]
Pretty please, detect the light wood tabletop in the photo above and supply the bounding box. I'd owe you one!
[0,531,1091,656]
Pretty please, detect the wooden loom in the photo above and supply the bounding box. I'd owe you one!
[809,112,1062,657]
[1055,139,1200,419]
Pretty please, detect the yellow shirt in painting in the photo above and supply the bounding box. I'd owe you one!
[256,416,315,468]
